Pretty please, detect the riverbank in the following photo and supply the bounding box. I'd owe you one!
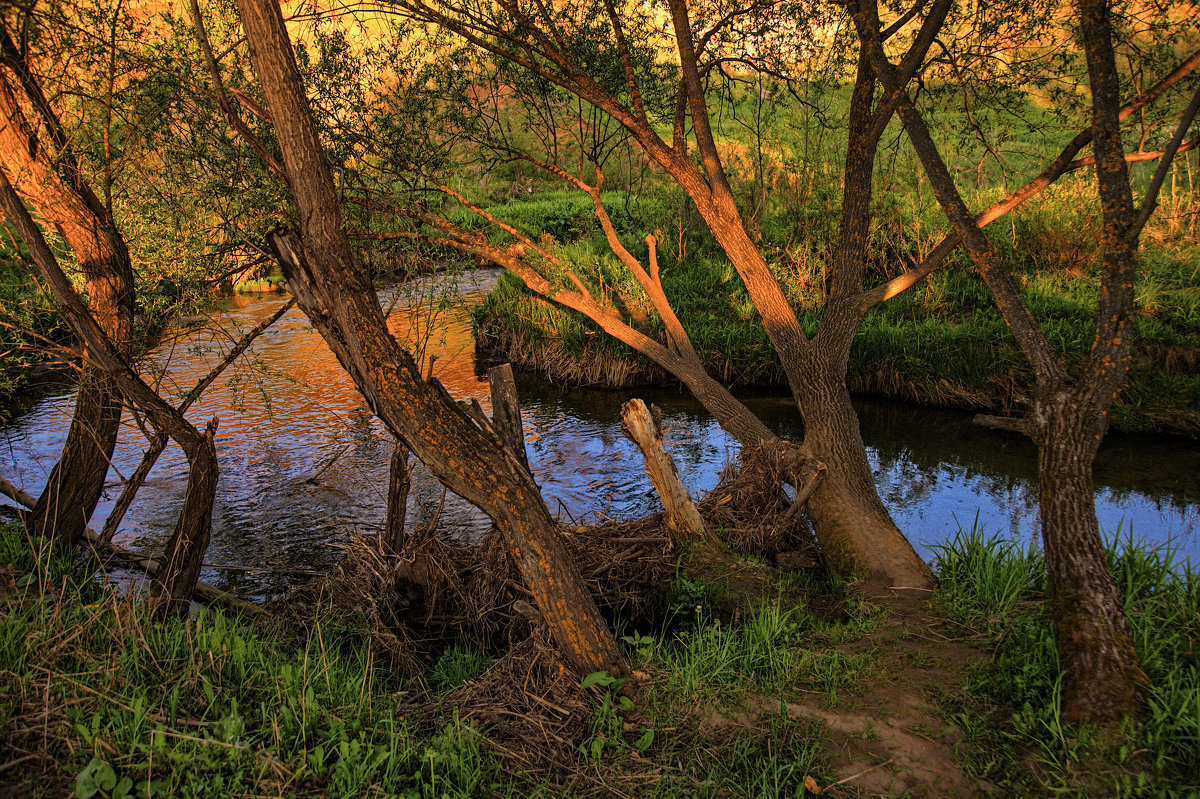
[2,520,1196,797]
[469,183,1200,438]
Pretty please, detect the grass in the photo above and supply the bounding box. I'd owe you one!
[0,524,528,798]
[0,521,845,797]
[467,108,1200,435]
[930,526,1200,797]
[6,514,1199,796]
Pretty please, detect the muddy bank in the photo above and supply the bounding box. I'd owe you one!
[474,315,1200,438]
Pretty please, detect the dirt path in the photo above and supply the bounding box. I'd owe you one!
[787,590,991,797]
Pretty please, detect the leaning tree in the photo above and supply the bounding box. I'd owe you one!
[229,0,630,679]
[0,12,134,548]
[328,0,1197,595]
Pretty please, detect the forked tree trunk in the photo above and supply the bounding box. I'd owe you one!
[1033,395,1148,720]
[849,0,1155,720]
[0,73,134,548]
[237,0,627,678]
[147,422,219,616]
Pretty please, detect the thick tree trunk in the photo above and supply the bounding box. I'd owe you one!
[1034,395,1148,721]
[237,0,627,678]
[797,364,934,589]
[0,74,134,547]
[26,369,122,544]
[796,48,932,592]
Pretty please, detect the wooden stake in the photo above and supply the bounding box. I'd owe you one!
[487,363,533,477]
[383,442,410,554]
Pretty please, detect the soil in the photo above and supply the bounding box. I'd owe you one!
[708,590,990,798]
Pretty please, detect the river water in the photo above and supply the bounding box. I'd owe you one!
[2,269,1197,599]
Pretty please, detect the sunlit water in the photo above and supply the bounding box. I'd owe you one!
[2,269,1197,599]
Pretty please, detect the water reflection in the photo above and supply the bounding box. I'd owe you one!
[1,268,1196,599]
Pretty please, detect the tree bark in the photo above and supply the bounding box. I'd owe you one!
[487,363,532,477]
[236,0,627,678]
[1034,395,1148,720]
[796,358,933,589]
[0,166,218,617]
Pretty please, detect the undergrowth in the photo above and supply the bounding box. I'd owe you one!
[931,526,1200,797]
[0,522,842,797]
[6,515,1197,797]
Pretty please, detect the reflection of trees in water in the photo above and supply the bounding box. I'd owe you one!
[852,399,1198,512]
[4,279,1198,595]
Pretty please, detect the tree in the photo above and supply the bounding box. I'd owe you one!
[0,163,221,615]
[848,0,1200,720]
[356,0,1196,592]
[232,0,629,679]
[0,15,134,547]
[348,0,961,589]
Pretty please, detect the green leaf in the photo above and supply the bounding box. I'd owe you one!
[617,695,634,712]
[74,756,117,799]
[581,670,614,690]
[114,775,134,799]
[635,729,655,751]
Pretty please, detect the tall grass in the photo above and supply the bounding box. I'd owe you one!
[931,527,1200,797]
[0,523,527,798]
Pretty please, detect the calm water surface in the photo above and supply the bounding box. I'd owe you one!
[2,269,1197,598]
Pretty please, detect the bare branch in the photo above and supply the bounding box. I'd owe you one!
[189,0,287,181]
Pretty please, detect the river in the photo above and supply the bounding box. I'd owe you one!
[2,269,1197,599]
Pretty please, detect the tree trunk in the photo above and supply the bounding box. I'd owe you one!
[0,166,218,617]
[1033,394,1148,721]
[26,369,123,545]
[383,442,410,555]
[147,422,219,616]
[0,73,134,548]
[797,361,934,590]
[487,363,532,477]
[850,0,1152,719]
[237,0,627,678]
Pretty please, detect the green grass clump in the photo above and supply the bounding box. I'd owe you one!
[0,523,527,798]
[931,528,1200,797]
[471,168,1200,435]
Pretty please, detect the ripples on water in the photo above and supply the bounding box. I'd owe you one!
[2,269,1196,599]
